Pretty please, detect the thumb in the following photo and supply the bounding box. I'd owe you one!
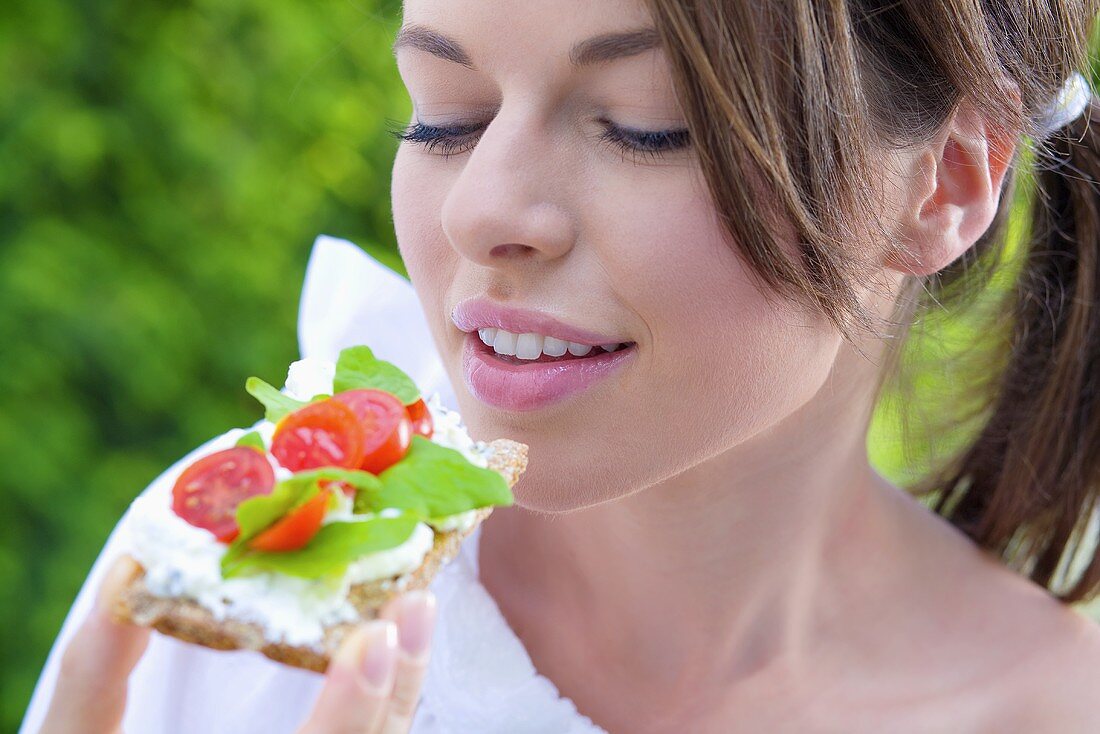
[297,619,399,734]
[39,554,152,734]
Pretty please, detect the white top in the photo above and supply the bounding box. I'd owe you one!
[20,235,606,734]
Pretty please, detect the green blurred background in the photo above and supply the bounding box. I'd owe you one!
[2,1,1098,729]
[1,0,408,725]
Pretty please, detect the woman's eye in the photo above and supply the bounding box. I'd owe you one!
[388,121,484,159]
[597,120,691,163]
[388,119,691,162]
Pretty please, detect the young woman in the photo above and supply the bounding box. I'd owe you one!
[24,0,1100,731]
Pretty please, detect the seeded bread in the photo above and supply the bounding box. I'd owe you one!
[113,438,527,673]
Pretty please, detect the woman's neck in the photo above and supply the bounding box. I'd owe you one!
[476,344,923,723]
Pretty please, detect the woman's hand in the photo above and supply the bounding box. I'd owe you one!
[298,577,437,734]
[38,554,438,734]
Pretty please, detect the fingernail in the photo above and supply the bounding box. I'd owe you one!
[395,590,437,661]
[360,619,398,691]
[96,554,139,618]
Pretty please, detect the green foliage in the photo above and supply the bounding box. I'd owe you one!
[0,0,407,726]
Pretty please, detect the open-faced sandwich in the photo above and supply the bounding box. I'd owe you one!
[113,345,526,672]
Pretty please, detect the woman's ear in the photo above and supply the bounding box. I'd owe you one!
[886,96,1018,277]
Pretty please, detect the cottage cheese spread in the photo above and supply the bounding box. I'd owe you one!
[125,357,488,647]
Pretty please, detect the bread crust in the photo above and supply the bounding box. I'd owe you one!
[113,438,527,673]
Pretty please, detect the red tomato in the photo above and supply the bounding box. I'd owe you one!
[332,389,412,474]
[172,447,275,543]
[271,399,366,472]
[406,397,433,439]
[248,487,331,552]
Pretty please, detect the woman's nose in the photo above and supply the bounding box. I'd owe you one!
[440,115,577,268]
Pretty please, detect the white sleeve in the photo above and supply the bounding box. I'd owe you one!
[20,235,453,733]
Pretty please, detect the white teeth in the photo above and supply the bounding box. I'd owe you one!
[480,328,625,360]
[542,336,569,357]
[492,330,518,356]
[515,333,545,359]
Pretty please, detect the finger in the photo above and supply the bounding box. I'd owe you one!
[298,619,399,734]
[39,554,151,734]
[377,589,437,734]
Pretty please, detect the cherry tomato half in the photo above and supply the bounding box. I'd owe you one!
[172,447,275,543]
[271,399,366,472]
[406,397,433,439]
[248,487,331,552]
[332,389,412,474]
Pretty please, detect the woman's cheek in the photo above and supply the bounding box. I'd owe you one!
[591,169,841,459]
[392,150,458,344]
[392,148,440,268]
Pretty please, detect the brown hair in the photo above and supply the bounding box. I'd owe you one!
[644,0,1100,603]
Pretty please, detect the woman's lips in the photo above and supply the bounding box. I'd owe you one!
[461,333,636,411]
[452,299,629,346]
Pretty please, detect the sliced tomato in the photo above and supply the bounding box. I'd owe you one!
[332,389,412,474]
[248,487,331,552]
[172,447,275,542]
[406,397,433,439]
[271,399,366,472]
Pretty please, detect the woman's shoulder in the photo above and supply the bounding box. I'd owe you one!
[924,553,1100,732]
[983,598,1100,731]
[879,490,1100,729]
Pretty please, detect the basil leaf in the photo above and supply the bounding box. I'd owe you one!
[283,467,384,497]
[220,476,321,577]
[235,431,265,452]
[245,376,308,423]
[237,478,320,542]
[221,513,421,579]
[355,436,513,517]
[333,345,420,405]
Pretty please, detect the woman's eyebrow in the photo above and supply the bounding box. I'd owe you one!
[391,24,660,70]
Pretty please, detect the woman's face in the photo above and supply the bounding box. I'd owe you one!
[392,0,879,512]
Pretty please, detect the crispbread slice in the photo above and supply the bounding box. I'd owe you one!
[113,438,527,673]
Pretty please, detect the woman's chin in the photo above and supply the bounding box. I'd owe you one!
[503,462,627,514]
[508,485,585,514]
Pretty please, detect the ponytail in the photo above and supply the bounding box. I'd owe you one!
[923,94,1100,603]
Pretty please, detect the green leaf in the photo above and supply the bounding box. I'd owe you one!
[245,376,307,422]
[220,468,391,579]
[221,513,421,579]
[235,477,321,542]
[235,431,265,452]
[355,436,513,517]
[220,477,320,577]
[284,466,384,497]
[232,467,383,542]
[333,345,420,405]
